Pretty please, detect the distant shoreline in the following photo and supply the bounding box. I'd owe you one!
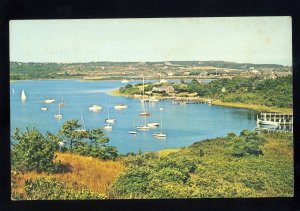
[9,76,219,82]
[110,89,293,114]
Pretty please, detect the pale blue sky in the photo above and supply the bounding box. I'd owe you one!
[9,17,292,66]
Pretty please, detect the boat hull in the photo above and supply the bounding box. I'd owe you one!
[153,132,167,138]
[259,120,279,126]
[114,105,128,109]
[137,126,150,130]
[139,112,150,116]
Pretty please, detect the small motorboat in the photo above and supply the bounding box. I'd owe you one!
[114,104,128,109]
[89,104,102,112]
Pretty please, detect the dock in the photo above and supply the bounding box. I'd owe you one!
[259,112,293,125]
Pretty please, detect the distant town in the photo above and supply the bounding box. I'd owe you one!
[10,61,292,80]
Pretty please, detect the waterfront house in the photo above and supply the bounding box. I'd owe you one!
[152,85,175,94]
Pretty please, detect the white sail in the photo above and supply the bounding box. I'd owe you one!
[21,90,26,101]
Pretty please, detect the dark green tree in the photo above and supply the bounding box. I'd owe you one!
[58,120,87,149]
[11,128,58,173]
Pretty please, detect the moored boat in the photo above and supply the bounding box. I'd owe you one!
[105,107,116,124]
[89,104,102,112]
[139,112,150,116]
[147,122,159,127]
[21,89,27,101]
[102,123,112,130]
[137,125,150,130]
[153,132,167,138]
[114,104,128,109]
[54,104,63,119]
[259,120,279,126]
[41,107,48,111]
[149,97,159,102]
[75,109,87,132]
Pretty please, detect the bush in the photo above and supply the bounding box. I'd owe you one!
[232,130,266,157]
[24,177,106,200]
[11,128,59,173]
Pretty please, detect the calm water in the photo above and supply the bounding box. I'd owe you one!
[10,80,257,154]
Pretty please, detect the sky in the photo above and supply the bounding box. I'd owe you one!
[9,17,292,66]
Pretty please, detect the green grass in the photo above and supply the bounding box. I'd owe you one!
[113,131,293,198]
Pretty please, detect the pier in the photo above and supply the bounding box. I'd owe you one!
[259,112,293,125]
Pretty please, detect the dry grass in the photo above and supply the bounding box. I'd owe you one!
[211,101,293,114]
[12,152,124,196]
[157,148,181,157]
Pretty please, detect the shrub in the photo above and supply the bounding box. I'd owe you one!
[232,130,266,157]
[24,177,106,200]
[11,128,59,173]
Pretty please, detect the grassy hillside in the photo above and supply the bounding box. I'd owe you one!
[113,130,293,198]
[11,130,293,199]
[12,152,124,199]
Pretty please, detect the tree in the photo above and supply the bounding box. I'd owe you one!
[57,120,118,160]
[58,120,87,149]
[11,128,58,173]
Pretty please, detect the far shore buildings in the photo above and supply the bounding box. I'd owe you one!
[152,85,175,94]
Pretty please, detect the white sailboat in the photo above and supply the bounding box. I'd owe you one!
[159,71,168,83]
[102,123,112,130]
[128,117,138,135]
[137,114,150,131]
[105,108,116,124]
[139,76,151,116]
[41,107,48,111]
[21,89,26,101]
[54,104,63,119]
[75,109,86,132]
[12,88,15,94]
[153,110,166,138]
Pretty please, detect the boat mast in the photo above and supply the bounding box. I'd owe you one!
[160,110,163,132]
[81,109,85,130]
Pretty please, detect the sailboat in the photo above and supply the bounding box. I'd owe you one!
[105,108,116,124]
[153,110,166,137]
[21,89,26,101]
[137,116,150,130]
[139,76,151,116]
[58,97,65,106]
[128,117,138,134]
[159,71,168,83]
[12,88,15,94]
[75,109,86,132]
[102,123,112,130]
[54,104,63,119]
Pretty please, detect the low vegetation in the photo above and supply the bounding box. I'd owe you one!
[113,130,293,198]
[11,121,293,199]
[12,152,124,199]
